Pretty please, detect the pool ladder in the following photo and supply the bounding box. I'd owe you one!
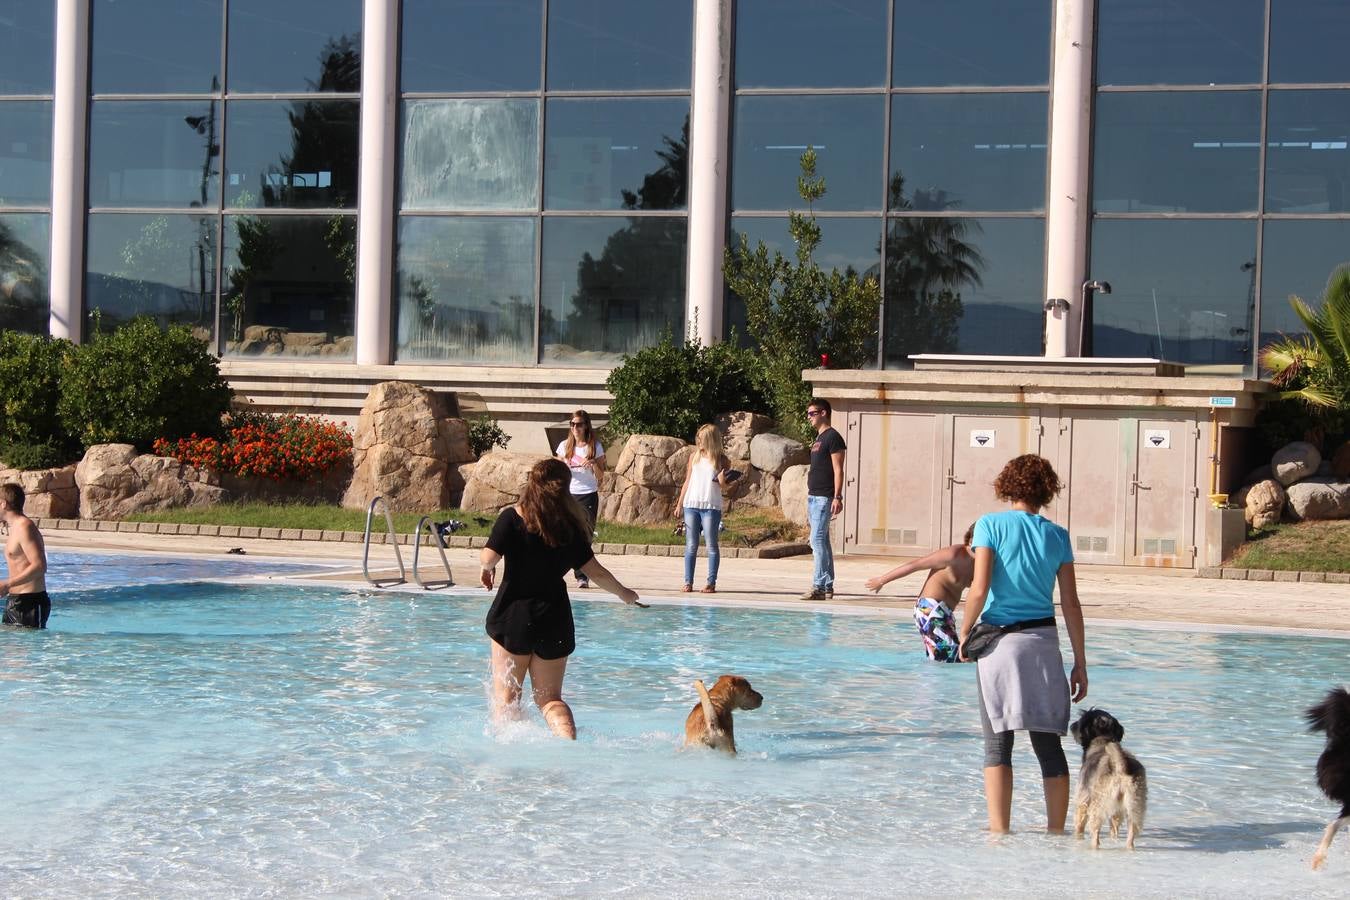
[361,496,455,590]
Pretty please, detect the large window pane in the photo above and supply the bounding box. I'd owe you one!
[544,99,688,211]
[86,213,217,336]
[884,216,1044,364]
[221,214,355,358]
[1270,0,1350,85]
[1096,0,1263,87]
[1258,220,1350,357]
[401,0,541,93]
[402,100,538,211]
[889,93,1047,213]
[1265,90,1350,214]
[0,101,53,206]
[732,95,884,212]
[92,0,221,94]
[892,0,1049,87]
[541,216,687,364]
[0,0,55,94]
[727,216,881,344]
[0,213,50,334]
[225,101,359,209]
[546,0,691,91]
[735,0,886,89]
[396,217,536,364]
[227,0,361,94]
[1093,92,1261,213]
[89,101,219,209]
[1089,219,1255,370]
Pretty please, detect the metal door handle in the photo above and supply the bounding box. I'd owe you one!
[1129,478,1149,495]
[945,469,965,488]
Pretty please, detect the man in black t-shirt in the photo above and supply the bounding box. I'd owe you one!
[802,398,845,601]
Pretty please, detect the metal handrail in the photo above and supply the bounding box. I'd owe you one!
[361,496,407,588]
[410,515,455,590]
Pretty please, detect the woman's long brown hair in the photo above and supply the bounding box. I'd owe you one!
[561,409,595,462]
[518,457,593,548]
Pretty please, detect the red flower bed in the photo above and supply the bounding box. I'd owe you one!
[154,413,352,481]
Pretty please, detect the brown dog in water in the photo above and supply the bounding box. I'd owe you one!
[684,675,763,754]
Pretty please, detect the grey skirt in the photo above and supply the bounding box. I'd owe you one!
[975,625,1070,734]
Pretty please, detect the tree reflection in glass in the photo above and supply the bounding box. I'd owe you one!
[0,216,50,335]
[882,172,985,365]
[86,214,216,337]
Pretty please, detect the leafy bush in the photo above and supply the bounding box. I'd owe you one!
[0,437,70,471]
[467,414,511,458]
[605,332,769,440]
[59,317,233,450]
[153,413,352,481]
[0,331,76,455]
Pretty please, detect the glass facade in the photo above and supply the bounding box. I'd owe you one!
[1091,0,1349,373]
[730,0,1050,366]
[395,0,692,364]
[85,0,358,357]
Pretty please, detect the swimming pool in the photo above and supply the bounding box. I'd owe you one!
[3,556,1344,898]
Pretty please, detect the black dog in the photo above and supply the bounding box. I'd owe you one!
[1307,687,1350,870]
[1070,707,1147,849]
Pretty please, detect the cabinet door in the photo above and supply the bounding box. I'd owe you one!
[1126,417,1198,567]
[1058,413,1128,565]
[845,410,943,554]
[946,411,1043,545]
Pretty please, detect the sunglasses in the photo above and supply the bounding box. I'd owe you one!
[806,410,823,417]
[569,421,586,427]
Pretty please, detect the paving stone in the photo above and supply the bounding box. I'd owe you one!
[279,528,302,540]
[320,530,345,542]
[1300,571,1327,583]
[96,520,119,532]
[341,531,364,543]
[258,527,281,539]
[301,529,324,541]
[238,526,260,538]
[117,521,138,533]
[1326,573,1350,584]
[1246,569,1274,581]
[218,525,240,537]
[1197,567,1222,579]
[1220,568,1248,580]
[136,522,157,534]
[1273,571,1300,582]
[198,525,220,537]
[156,523,180,535]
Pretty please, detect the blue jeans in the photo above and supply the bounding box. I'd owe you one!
[683,506,722,586]
[807,494,834,591]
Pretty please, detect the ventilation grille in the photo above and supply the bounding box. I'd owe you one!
[870,528,920,545]
[1142,538,1179,556]
[1076,535,1110,553]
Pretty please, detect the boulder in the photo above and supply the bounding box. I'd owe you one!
[75,444,225,519]
[1242,479,1286,529]
[1332,441,1350,479]
[779,464,809,526]
[749,432,809,477]
[1272,441,1322,486]
[341,381,474,512]
[0,464,79,518]
[715,411,774,462]
[600,434,689,524]
[1285,477,1350,521]
[726,467,779,509]
[459,451,539,513]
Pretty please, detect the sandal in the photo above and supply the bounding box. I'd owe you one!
[701,584,716,594]
[681,583,693,592]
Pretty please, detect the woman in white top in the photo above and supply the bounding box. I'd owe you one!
[554,409,605,588]
[674,423,733,593]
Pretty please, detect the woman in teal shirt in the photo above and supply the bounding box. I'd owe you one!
[959,454,1088,835]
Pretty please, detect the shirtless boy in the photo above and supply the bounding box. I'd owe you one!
[0,483,50,628]
[864,525,975,662]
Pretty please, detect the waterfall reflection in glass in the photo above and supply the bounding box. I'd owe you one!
[0,213,51,334]
[85,213,217,337]
[395,217,536,364]
[401,100,538,211]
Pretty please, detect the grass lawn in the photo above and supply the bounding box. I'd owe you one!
[1225,520,1350,572]
[126,503,806,548]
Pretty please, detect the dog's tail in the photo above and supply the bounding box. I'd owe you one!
[695,679,718,733]
[1306,686,1350,740]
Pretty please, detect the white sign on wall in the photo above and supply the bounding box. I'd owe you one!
[1143,429,1171,449]
[970,429,996,448]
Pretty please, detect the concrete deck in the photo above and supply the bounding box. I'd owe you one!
[43,528,1350,636]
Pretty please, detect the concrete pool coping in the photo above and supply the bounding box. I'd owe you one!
[43,528,1350,636]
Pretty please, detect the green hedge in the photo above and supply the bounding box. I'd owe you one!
[0,331,74,458]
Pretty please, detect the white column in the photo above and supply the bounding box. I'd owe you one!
[48,0,89,342]
[685,0,733,345]
[354,0,399,365]
[1043,0,1095,357]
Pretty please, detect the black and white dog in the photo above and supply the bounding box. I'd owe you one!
[1070,708,1148,850]
[1307,687,1350,870]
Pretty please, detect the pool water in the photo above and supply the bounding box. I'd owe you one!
[2,561,1345,898]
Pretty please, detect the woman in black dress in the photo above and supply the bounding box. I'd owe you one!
[479,457,645,739]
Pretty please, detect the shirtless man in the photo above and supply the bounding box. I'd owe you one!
[864,524,975,663]
[0,483,50,629]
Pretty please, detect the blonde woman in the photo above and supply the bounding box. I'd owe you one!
[554,409,605,588]
[674,424,735,593]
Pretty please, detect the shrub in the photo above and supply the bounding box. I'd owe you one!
[0,437,70,471]
[60,317,233,451]
[605,332,769,440]
[154,413,352,481]
[467,414,511,458]
[0,331,76,455]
